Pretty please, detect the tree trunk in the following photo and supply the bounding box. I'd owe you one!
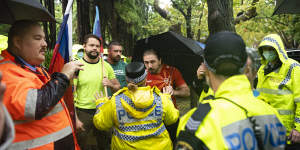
[111,0,119,41]
[207,0,235,34]
[171,0,193,38]
[77,0,91,44]
[62,0,68,14]
[197,3,205,41]
[41,0,48,48]
[153,0,170,20]
[41,0,56,50]
[48,0,56,49]
[186,6,192,38]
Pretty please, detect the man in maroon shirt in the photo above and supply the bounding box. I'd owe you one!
[143,49,190,107]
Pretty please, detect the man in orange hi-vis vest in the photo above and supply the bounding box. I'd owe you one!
[0,20,83,150]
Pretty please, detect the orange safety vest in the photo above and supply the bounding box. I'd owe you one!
[0,50,80,150]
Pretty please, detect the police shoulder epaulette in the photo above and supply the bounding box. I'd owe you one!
[176,103,211,150]
[185,103,211,132]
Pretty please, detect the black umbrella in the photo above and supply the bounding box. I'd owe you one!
[133,31,203,85]
[0,0,56,24]
[273,0,300,15]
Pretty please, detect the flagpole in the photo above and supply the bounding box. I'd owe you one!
[101,54,108,97]
[93,5,108,97]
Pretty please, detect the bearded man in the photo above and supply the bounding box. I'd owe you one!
[73,34,120,149]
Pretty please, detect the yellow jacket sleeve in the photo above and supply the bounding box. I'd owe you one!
[292,66,300,132]
[176,108,196,136]
[93,97,114,131]
[161,94,179,126]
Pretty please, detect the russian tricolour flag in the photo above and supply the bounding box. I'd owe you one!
[48,0,76,127]
[49,1,73,73]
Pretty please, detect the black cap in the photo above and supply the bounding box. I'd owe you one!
[125,62,147,84]
[204,31,247,75]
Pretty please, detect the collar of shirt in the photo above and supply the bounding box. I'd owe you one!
[15,55,37,72]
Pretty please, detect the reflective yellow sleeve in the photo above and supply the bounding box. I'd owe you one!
[292,66,300,132]
[93,98,114,131]
[176,108,196,137]
[161,94,179,126]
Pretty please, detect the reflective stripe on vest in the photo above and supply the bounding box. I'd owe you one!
[278,63,300,89]
[119,120,162,132]
[14,102,64,125]
[115,93,162,124]
[277,109,293,115]
[96,102,105,109]
[25,89,38,119]
[95,102,105,115]
[295,118,300,124]
[257,88,292,95]
[8,126,72,150]
[113,124,166,142]
[222,115,286,150]
[114,92,164,138]
[262,37,288,60]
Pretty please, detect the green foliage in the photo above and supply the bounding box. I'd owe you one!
[115,0,148,36]
[42,49,53,70]
[235,0,300,48]
[0,24,10,36]
[142,0,208,40]
[142,10,172,36]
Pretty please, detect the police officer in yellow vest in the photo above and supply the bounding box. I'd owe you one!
[176,31,286,150]
[93,62,179,150]
[256,34,300,149]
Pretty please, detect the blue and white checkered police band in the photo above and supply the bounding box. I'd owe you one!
[126,70,147,84]
[113,91,165,141]
[113,124,166,141]
[204,54,246,74]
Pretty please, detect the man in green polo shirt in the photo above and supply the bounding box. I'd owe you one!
[106,41,127,89]
[74,34,120,149]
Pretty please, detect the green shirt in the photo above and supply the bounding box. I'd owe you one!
[110,60,127,88]
[74,58,116,109]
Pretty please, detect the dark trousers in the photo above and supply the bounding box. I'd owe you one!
[76,108,111,150]
[285,143,300,150]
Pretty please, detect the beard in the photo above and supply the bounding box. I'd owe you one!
[87,51,99,59]
[112,55,121,63]
[148,64,161,74]
[148,68,158,74]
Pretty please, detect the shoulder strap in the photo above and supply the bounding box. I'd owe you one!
[176,103,211,150]
[202,95,214,101]
[185,103,211,133]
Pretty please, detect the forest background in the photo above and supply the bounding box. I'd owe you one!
[0,0,300,65]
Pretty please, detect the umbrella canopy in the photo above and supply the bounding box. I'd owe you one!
[273,0,300,15]
[0,0,56,24]
[133,31,203,85]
